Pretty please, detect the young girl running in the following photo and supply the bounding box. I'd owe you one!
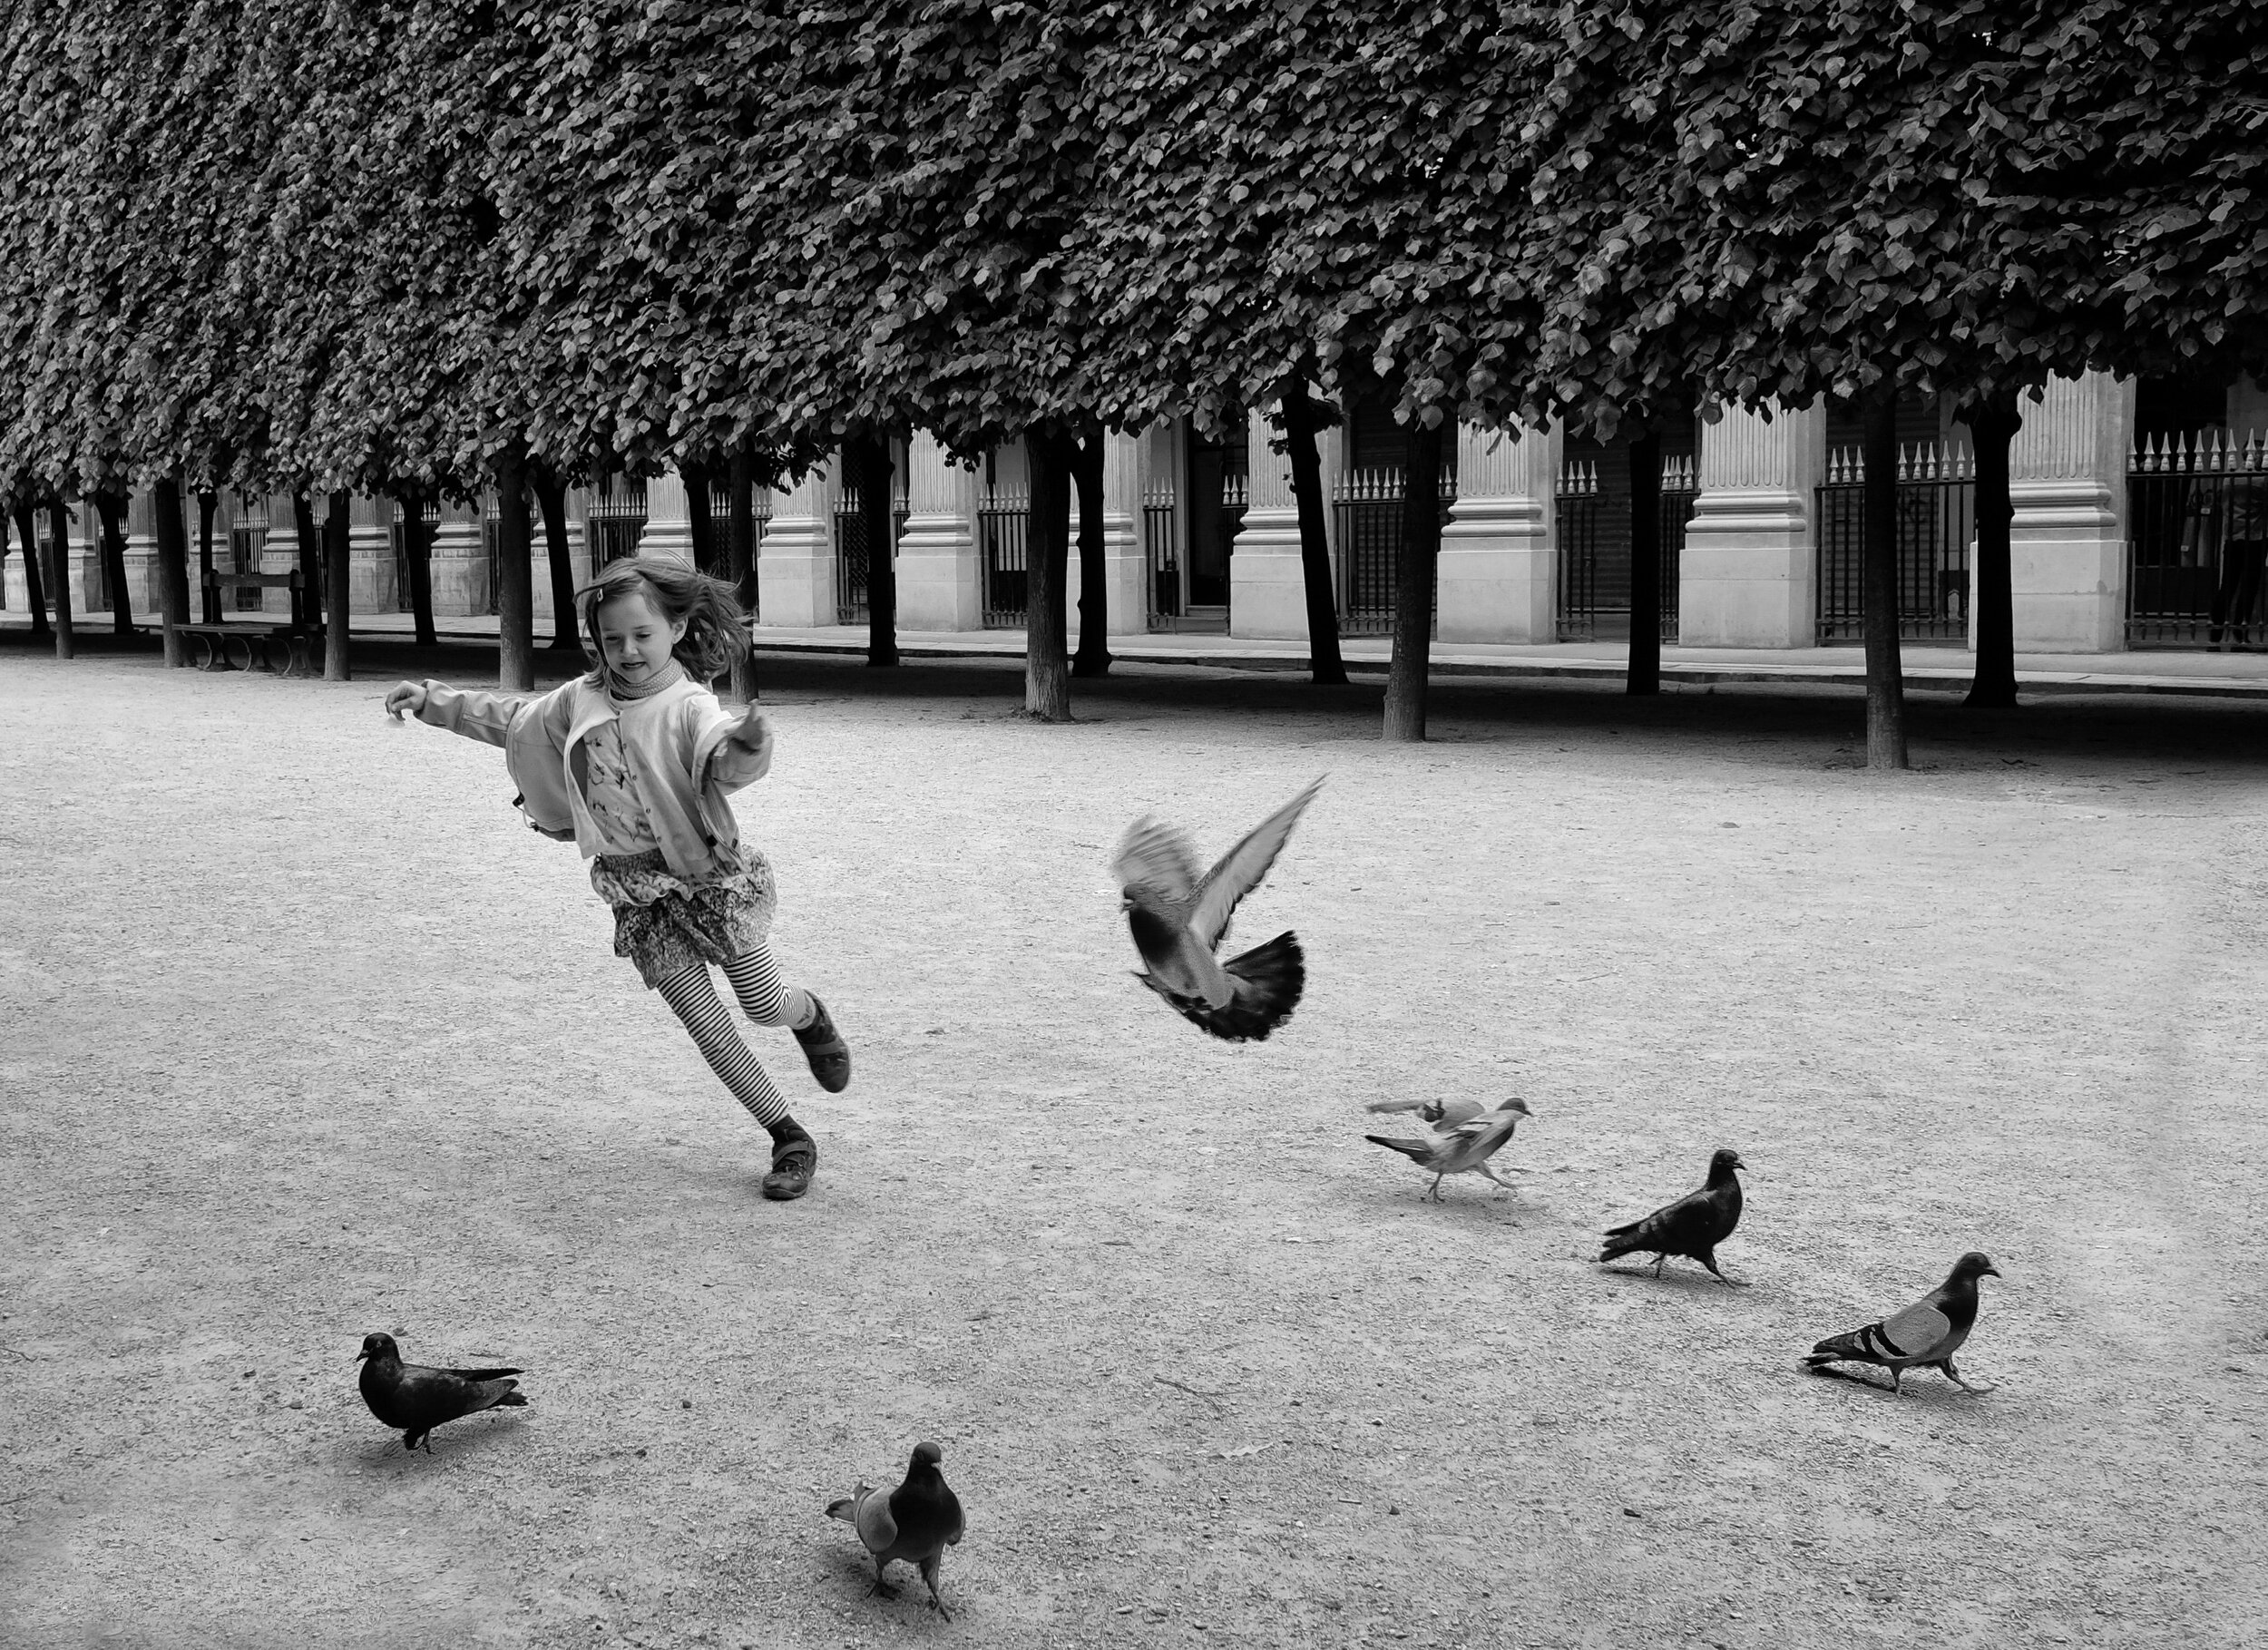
[383,558,847,1201]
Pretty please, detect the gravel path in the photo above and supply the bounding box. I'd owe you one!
[4,641,2263,1649]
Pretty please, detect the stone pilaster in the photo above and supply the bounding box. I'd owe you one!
[1228,403,1306,639]
[428,496,488,618]
[1679,401,1823,647]
[895,433,982,631]
[755,460,838,628]
[2009,371,2129,652]
[121,489,163,616]
[637,467,699,562]
[1440,420,1559,643]
[349,493,394,615]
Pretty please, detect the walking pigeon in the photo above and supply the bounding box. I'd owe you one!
[1804,1253,2001,1394]
[1364,1097,1490,1130]
[1598,1148,1748,1285]
[827,1440,966,1620]
[1112,777,1324,1042]
[1366,1099,1533,1202]
[355,1332,528,1453]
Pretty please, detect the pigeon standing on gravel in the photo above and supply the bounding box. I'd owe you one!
[355,1332,528,1452]
[1803,1253,2001,1394]
[1365,1099,1534,1202]
[827,1440,966,1620]
[1112,777,1324,1042]
[1598,1148,1748,1285]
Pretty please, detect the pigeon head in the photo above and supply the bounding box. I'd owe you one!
[1952,1251,2000,1280]
[1710,1148,1746,1176]
[357,1332,400,1362]
[909,1440,945,1470]
[1501,1098,1532,1118]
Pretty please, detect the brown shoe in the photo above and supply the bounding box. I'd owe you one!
[793,995,851,1093]
[761,1135,817,1201]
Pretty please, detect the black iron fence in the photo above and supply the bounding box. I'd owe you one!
[1553,455,1692,642]
[390,496,442,613]
[1142,478,1181,629]
[2126,432,2268,647]
[1813,442,1974,643]
[1328,468,1456,636]
[1554,460,1601,641]
[833,483,906,625]
[979,486,1030,628]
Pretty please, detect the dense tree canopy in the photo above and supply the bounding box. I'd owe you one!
[0,0,2256,727]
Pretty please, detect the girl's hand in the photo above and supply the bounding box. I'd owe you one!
[727,703,772,759]
[385,681,429,721]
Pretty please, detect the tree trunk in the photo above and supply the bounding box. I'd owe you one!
[94,493,135,636]
[495,446,536,690]
[1626,427,1664,695]
[1963,395,2021,710]
[1383,417,1445,741]
[13,499,51,637]
[1861,381,1909,769]
[154,474,191,668]
[1280,375,1349,684]
[197,490,218,623]
[47,498,75,658]
[683,459,716,577]
[292,493,322,634]
[533,464,580,649]
[1024,427,1074,722]
[398,484,438,647]
[845,432,900,668]
[324,489,352,680]
[726,445,759,704]
[1070,422,1110,678]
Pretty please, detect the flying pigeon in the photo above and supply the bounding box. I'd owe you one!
[1803,1252,2001,1395]
[355,1332,528,1453]
[1366,1098,1533,1202]
[1112,777,1324,1041]
[827,1440,966,1620]
[1365,1097,1491,1131]
[1598,1148,1748,1285]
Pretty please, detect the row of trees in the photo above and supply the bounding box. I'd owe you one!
[3,2,2261,759]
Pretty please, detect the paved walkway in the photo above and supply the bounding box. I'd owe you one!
[11,608,2268,698]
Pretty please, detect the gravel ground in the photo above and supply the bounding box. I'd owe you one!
[3,637,2265,1650]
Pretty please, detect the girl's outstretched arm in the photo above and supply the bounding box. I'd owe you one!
[699,702,774,790]
[400,679,536,747]
[384,681,428,720]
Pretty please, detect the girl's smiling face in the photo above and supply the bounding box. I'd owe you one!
[595,589,687,681]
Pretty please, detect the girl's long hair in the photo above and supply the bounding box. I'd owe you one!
[574,556,751,690]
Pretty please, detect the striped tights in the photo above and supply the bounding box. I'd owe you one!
[655,946,816,1128]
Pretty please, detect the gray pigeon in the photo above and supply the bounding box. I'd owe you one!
[1804,1253,2000,1394]
[1112,777,1323,1041]
[1366,1098,1533,1201]
[827,1440,966,1620]
[355,1332,527,1452]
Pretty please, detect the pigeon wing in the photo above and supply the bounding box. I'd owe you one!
[1439,1108,1522,1169]
[1872,1293,1959,1362]
[852,1484,898,1557]
[1187,777,1324,949]
[1112,816,1202,913]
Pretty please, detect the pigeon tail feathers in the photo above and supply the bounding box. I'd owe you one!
[1142,931,1305,1041]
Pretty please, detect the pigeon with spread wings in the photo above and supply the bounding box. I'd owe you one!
[1366,1098,1534,1202]
[1803,1252,2000,1394]
[1112,777,1324,1041]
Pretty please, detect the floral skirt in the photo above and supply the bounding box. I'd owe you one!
[591,845,777,989]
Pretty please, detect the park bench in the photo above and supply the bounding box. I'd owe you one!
[177,570,318,676]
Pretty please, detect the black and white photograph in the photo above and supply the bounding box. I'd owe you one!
[2,3,2263,1645]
